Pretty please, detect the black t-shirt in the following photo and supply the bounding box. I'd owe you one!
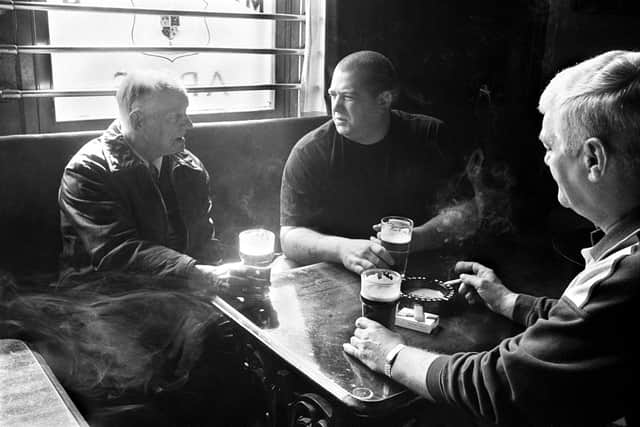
[280,110,460,239]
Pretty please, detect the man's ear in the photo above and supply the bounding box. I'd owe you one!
[583,137,607,182]
[129,110,144,130]
[377,90,394,108]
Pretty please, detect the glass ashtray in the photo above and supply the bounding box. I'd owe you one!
[400,276,457,314]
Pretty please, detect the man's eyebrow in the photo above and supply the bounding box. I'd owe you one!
[328,89,356,95]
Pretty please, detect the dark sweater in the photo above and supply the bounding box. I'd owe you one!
[426,210,640,426]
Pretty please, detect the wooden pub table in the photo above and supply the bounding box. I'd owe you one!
[210,248,539,426]
[0,339,89,427]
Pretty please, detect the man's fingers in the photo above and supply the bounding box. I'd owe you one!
[369,243,394,267]
[228,264,250,277]
[454,261,476,274]
[355,316,378,328]
[455,261,488,275]
[350,335,364,347]
[343,342,359,357]
[225,277,270,297]
[353,327,369,339]
[353,258,376,274]
[458,278,481,304]
[465,292,478,305]
[459,273,484,290]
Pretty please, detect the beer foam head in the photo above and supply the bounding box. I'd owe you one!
[380,228,411,244]
[361,269,401,302]
[239,228,275,256]
[380,217,412,243]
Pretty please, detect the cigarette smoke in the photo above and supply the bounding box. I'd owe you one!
[466,149,515,236]
[0,271,226,400]
[434,148,515,245]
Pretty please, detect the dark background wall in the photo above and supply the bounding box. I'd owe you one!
[325,0,640,237]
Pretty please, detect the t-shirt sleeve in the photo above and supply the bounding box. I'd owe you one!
[280,141,326,228]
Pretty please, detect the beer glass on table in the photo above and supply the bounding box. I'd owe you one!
[238,228,275,284]
[360,268,402,329]
[379,216,413,277]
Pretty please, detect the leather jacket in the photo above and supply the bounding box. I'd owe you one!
[58,122,217,283]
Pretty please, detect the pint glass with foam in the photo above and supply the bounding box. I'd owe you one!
[360,268,402,329]
[380,216,413,276]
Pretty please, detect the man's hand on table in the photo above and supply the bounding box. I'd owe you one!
[338,239,394,274]
[455,261,518,319]
[194,263,270,299]
[342,317,405,374]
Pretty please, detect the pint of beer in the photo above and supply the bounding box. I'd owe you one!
[239,228,276,288]
[239,228,275,267]
[380,216,413,276]
[360,268,402,329]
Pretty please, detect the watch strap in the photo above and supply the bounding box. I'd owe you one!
[384,343,406,378]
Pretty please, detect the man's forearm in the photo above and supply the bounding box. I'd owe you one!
[390,347,442,401]
[280,226,347,265]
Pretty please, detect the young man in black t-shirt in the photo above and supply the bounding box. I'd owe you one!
[279,50,477,274]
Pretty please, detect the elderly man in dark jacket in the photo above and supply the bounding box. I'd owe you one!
[59,71,253,296]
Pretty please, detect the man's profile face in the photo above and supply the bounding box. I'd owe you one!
[139,90,193,157]
[539,110,589,216]
[328,68,385,143]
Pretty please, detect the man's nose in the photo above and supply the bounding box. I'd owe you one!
[544,151,550,165]
[332,97,345,113]
[185,116,194,129]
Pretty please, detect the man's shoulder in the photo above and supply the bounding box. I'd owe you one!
[392,109,444,136]
[392,109,443,124]
[66,125,138,173]
[66,133,114,170]
[294,118,335,150]
[288,118,335,160]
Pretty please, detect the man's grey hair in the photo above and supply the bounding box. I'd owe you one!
[540,50,640,177]
[116,70,187,125]
[335,50,398,97]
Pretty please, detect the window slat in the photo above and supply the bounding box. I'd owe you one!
[0,84,301,99]
[0,0,304,21]
[0,45,305,56]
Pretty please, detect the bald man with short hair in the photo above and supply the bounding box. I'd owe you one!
[279,50,476,274]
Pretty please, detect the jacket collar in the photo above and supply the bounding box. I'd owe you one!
[586,205,640,262]
[100,121,201,172]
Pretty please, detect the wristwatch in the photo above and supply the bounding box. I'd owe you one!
[384,343,406,378]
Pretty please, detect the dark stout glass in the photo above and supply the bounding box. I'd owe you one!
[360,269,402,329]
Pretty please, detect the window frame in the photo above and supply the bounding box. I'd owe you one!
[9,0,304,134]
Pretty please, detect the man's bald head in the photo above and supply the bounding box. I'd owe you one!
[334,50,398,97]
